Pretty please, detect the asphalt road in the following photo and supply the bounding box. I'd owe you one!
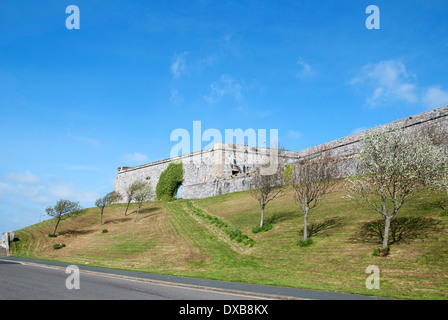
[0,257,384,300]
[0,259,257,300]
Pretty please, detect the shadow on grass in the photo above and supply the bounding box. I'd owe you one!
[130,206,159,215]
[58,229,96,237]
[265,210,296,224]
[104,217,133,224]
[130,207,161,222]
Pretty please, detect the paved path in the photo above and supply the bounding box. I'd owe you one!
[0,259,259,300]
[0,257,385,300]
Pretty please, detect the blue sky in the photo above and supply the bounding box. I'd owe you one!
[1,0,448,233]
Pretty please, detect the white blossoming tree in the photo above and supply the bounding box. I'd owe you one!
[345,126,446,252]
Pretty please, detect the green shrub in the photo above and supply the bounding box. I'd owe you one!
[297,238,314,247]
[226,229,244,242]
[48,233,57,238]
[283,164,294,183]
[156,161,183,201]
[102,229,108,233]
[225,228,255,247]
[186,200,255,247]
[252,223,273,234]
[53,243,66,250]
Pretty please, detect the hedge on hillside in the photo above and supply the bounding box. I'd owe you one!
[156,161,183,201]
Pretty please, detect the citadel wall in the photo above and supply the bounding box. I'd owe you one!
[114,142,304,201]
[114,105,448,201]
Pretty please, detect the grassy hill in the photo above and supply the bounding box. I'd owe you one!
[12,182,448,300]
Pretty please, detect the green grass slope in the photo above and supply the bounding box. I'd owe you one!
[12,183,448,300]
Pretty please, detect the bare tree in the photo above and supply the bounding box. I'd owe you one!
[291,153,337,242]
[345,126,445,251]
[95,191,121,225]
[250,170,284,228]
[124,181,147,216]
[133,185,154,222]
[46,200,83,235]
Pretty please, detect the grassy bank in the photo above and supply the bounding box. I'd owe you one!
[12,183,448,299]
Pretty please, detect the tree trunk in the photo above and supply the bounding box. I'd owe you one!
[260,206,265,228]
[124,200,131,216]
[303,206,309,241]
[382,216,391,250]
[53,218,61,235]
[100,208,104,225]
[134,203,142,222]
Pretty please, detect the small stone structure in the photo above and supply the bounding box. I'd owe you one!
[0,232,11,257]
[114,105,448,201]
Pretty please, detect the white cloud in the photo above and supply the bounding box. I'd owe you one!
[0,172,104,232]
[122,152,148,164]
[296,59,314,78]
[422,86,448,108]
[351,60,419,106]
[351,60,448,109]
[0,182,15,195]
[171,52,188,78]
[257,110,272,118]
[4,171,40,184]
[170,87,184,105]
[351,127,369,135]
[48,182,98,203]
[66,129,101,148]
[287,130,302,139]
[204,74,243,104]
[0,172,99,207]
[0,172,48,204]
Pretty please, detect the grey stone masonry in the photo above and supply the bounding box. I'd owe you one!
[114,104,448,201]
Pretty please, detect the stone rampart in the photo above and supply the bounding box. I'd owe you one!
[114,105,448,201]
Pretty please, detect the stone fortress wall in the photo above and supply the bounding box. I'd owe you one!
[114,142,304,200]
[114,105,448,201]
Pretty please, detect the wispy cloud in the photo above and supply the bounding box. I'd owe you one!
[0,172,99,207]
[350,60,448,109]
[287,130,302,139]
[422,86,448,108]
[121,152,148,164]
[169,87,184,105]
[204,74,244,104]
[58,164,99,171]
[171,52,188,78]
[47,182,98,203]
[296,59,314,78]
[351,126,369,135]
[0,171,46,203]
[350,60,418,107]
[257,110,272,118]
[66,128,101,148]
[4,171,40,184]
